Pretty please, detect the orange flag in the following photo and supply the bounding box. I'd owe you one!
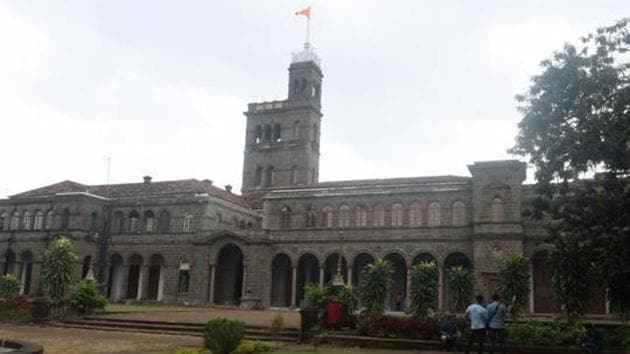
[295,6,311,18]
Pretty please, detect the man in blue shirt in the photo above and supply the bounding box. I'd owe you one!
[465,294,487,354]
[486,294,507,354]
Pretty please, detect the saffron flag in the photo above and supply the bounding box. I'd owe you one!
[295,6,311,18]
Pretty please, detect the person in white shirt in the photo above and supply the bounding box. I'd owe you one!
[465,294,487,354]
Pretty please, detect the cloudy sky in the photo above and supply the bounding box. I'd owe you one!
[0,1,627,198]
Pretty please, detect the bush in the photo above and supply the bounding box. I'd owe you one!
[203,318,246,354]
[356,313,466,340]
[447,266,473,312]
[360,259,393,315]
[338,284,358,325]
[0,295,33,323]
[234,340,273,354]
[0,274,19,300]
[498,254,530,320]
[408,261,438,318]
[304,283,327,309]
[507,320,584,346]
[605,326,630,350]
[70,279,107,315]
[41,236,78,300]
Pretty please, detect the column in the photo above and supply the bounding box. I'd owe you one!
[528,261,534,313]
[319,267,325,290]
[241,264,247,299]
[406,265,412,306]
[347,267,353,286]
[438,266,444,311]
[291,266,297,308]
[209,265,216,304]
[137,265,148,300]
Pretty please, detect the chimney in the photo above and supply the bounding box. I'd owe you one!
[202,179,213,185]
[143,175,152,184]
[225,185,233,193]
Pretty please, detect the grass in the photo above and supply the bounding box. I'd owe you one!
[105,303,210,313]
[158,345,418,354]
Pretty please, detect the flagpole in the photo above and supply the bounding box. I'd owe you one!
[306,9,311,45]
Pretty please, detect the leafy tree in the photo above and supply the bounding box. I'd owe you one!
[447,266,473,313]
[510,18,630,318]
[359,258,393,315]
[338,284,359,325]
[498,255,530,320]
[40,236,78,300]
[408,261,438,318]
[0,274,19,300]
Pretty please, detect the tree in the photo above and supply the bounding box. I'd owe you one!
[408,261,438,318]
[41,236,78,300]
[511,18,630,318]
[359,258,393,315]
[498,255,530,320]
[447,266,473,313]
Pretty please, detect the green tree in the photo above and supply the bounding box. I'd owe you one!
[510,18,630,318]
[448,266,473,313]
[498,255,530,320]
[40,236,78,300]
[0,274,19,300]
[338,284,359,325]
[408,261,438,318]
[359,258,393,315]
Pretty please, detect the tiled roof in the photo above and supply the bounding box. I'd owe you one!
[11,179,248,208]
[315,175,470,187]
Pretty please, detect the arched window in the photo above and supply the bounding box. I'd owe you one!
[0,212,6,231]
[10,211,20,230]
[129,211,139,232]
[292,79,300,96]
[291,165,299,185]
[33,211,44,230]
[339,205,350,228]
[428,202,441,227]
[391,203,403,226]
[61,209,70,229]
[355,206,367,227]
[112,211,124,233]
[300,78,307,92]
[178,259,191,293]
[264,124,272,141]
[280,206,291,228]
[89,212,98,232]
[409,202,422,227]
[373,204,385,227]
[22,211,32,230]
[45,210,53,230]
[293,121,300,140]
[255,166,263,186]
[144,210,155,232]
[273,123,282,142]
[254,125,262,144]
[322,206,333,228]
[491,198,504,222]
[183,214,194,232]
[305,207,316,228]
[158,211,170,233]
[452,201,466,226]
[265,166,274,187]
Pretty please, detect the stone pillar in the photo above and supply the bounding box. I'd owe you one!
[241,264,247,299]
[209,265,216,304]
[291,266,297,308]
[347,267,353,286]
[406,265,412,306]
[138,265,148,300]
[319,267,324,290]
[528,261,534,313]
[438,266,444,311]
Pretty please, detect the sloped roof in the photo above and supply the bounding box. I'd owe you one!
[11,179,248,207]
[315,175,470,187]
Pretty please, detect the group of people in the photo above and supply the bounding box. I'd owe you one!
[440,293,507,354]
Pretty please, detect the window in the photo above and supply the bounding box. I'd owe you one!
[291,166,299,185]
[293,121,300,140]
[254,125,262,144]
[178,260,191,293]
[280,206,291,228]
[145,210,155,232]
[89,212,98,232]
[255,166,263,186]
[10,211,20,230]
[305,207,316,228]
[373,204,385,227]
[129,211,139,232]
[264,124,272,141]
[158,211,170,233]
[265,166,274,187]
[22,211,32,230]
[428,202,441,227]
[491,198,504,222]
[391,203,403,226]
[409,202,422,227]
[33,211,44,230]
[112,211,124,233]
[339,205,350,228]
[273,123,282,142]
[452,201,466,226]
[355,206,367,227]
[0,212,6,231]
[61,209,70,229]
[183,214,194,232]
[322,206,333,228]
[45,210,53,230]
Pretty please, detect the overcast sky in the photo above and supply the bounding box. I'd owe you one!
[1,1,627,198]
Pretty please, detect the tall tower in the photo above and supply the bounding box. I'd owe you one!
[241,44,323,195]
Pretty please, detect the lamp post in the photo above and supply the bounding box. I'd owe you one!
[332,231,345,287]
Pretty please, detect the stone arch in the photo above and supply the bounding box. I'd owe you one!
[412,252,438,265]
[126,254,143,300]
[270,253,293,307]
[147,254,165,301]
[107,253,124,301]
[352,253,375,288]
[443,252,472,312]
[384,252,407,311]
[19,251,34,295]
[297,252,319,307]
[323,253,347,285]
[531,250,553,313]
[3,249,16,275]
[213,243,244,305]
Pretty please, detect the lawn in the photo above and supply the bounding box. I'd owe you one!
[105,303,211,313]
[163,345,423,354]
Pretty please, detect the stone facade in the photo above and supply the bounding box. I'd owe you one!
[0,45,606,314]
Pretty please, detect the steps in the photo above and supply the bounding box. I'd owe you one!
[52,317,300,343]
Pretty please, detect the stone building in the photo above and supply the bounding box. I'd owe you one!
[0,44,606,314]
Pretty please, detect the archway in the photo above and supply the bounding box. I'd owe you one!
[352,253,375,288]
[296,253,319,307]
[443,252,472,312]
[20,251,34,295]
[270,254,292,307]
[214,244,244,305]
[3,250,16,275]
[532,250,553,313]
[126,254,143,299]
[107,254,124,301]
[147,254,165,301]
[385,253,407,311]
[81,255,93,279]
[323,253,347,285]
[412,252,437,265]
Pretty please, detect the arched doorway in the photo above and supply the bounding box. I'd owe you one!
[412,252,438,309]
[214,244,244,305]
[3,250,16,275]
[20,251,34,295]
[270,254,292,307]
[296,253,319,307]
[324,253,347,285]
[532,250,553,313]
[385,253,407,311]
[107,254,124,301]
[147,254,165,301]
[352,253,375,288]
[81,255,93,279]
[127,254,143,299]
[443,252,472,312]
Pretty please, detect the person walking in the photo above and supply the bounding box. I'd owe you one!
[486,294,507,354]
[465,294,487,354]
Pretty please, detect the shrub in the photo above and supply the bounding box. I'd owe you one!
[304,283,327,309]
[360,259,393,315]
[0,274,19,300]
[507,320,584,346]
[447,266,473,312]
[203,318,246,354]
[408,261,438,318]
[41,236,78,300]
[270,311,284,349]
[338,284,358,325]
[0,295,33,323]
[70,279,107,315]
[356,313,466,340]
[498,254,530,320]
[234,340,273,354]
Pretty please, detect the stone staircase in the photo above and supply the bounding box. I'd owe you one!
[52,317,300,343]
